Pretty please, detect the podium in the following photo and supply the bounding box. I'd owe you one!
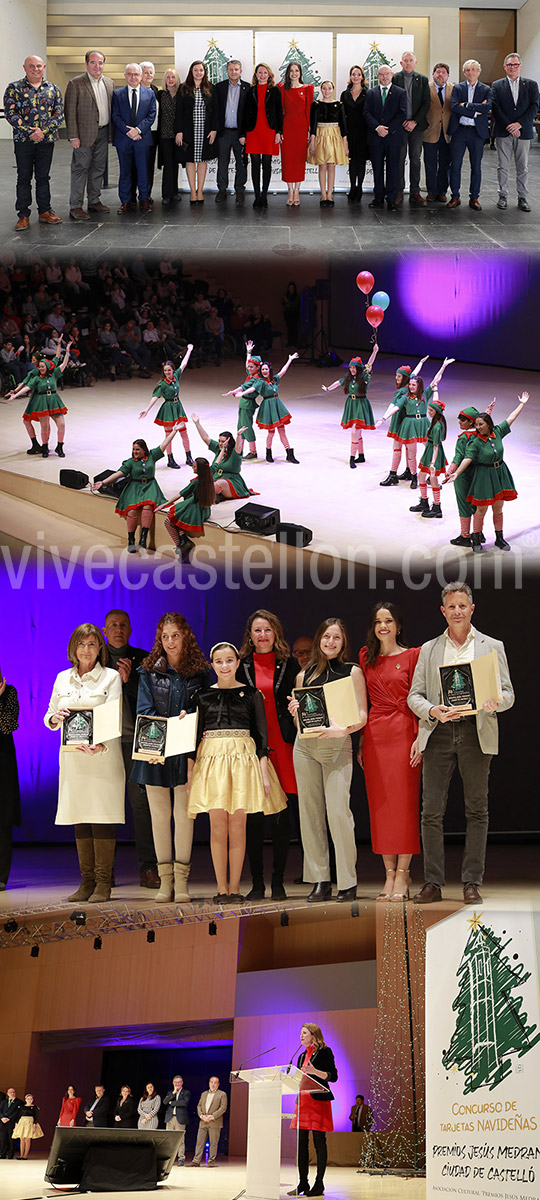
[231,1063,330,1200]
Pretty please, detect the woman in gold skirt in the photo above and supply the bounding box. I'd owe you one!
[12,1094,44,1159]
[308,81,349,206]
[187,642,286,903]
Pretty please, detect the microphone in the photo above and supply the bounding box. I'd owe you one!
[233,1045,277,1079]
[286,1044,302,1074]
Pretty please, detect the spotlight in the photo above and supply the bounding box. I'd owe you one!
[208,921,217,936]
[351,902,359,918]
[146,930,155,944]
[280,912,289,927]
[30,945,39,958]
[93,936,103,950]
[70,910,86,926]
[4,919,18,933]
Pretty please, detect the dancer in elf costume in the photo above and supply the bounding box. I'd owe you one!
[377,357,454,489]
[138,344,194,469]
[221,339,262,460]
[157,456,216,561]
[444,401,495,547]
[91,426,181,552]
[5,337,72,458]
[232,352,299,463]
[321,344,378,467]
[409,397,447,519]
[379,356,429,486]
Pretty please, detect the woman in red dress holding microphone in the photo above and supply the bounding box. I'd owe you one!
[290,1022,337,1197]
[358,602,422,901]
[279,62,314,206]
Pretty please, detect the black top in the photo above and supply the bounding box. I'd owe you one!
[18,1104,40,1120]
[174,89,217,162]
[113,1097,138,1128]
[106,643,147,730]
[340,86,368,156]
[0,684,21,827]
[85,1094,111,1127]
[304,660,354,687]
[193,686,269,758]
[298,1045,338,1102]
[241,85,283,135]
[237,654,299,745]
[309,100,347,138]
[214,77,250,133]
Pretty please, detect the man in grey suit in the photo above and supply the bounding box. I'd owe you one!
[64,50,114,221]
[392,50,431,206]
[408,582,514,905]
[492,53,540,212]
[187,1076,227,1167]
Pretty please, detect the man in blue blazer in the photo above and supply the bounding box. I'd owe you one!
[364,66,407,210]
[112,62,157,213]
[447,59,491,210]
[492,52,539,212]
[214,59,250,203]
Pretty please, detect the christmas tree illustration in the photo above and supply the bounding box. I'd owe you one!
[278,40,322,87]
[442,914,540,1094]
[303,693,319,713]
[204,39,231,84]
[362,42,393,88]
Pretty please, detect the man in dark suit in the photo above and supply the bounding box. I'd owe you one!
[423,63,454,202]
[102,610,157,888]
[112,62,157,213]
[364,66,407,210]
[0,1088,23,1158]
[392,51,430,205]
[214,59,250,204]
[492,52,539,212]
[163,1075,191,1165]
[349,1094,374,1131]
[447,60,491,210]
[139,63,160,205]
[64,49,114,222]
[84,1085,111,1127]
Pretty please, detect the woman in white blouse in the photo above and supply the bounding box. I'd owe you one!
[44,623,125,903]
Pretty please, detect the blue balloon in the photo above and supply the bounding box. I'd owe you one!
[372,291,390,311]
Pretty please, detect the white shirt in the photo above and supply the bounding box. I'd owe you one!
[87,72,109,127]
[205,1092,214,1114]
[442,625,476,665]
[460,83,477,126]
[507,76,520,105]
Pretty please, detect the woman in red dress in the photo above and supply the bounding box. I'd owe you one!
[358,603,422,901]
[57,1085,81,1127]
[278,62,314,206]
[237,610,299,900]
[242,63,283,208]
[290,1022,337,1198]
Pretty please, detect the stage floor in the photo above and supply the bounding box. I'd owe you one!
[1,356,537,574]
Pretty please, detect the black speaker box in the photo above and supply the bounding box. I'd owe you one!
[276,522,313,547]
[59,469,89,490]
[235,502,280,535]
[93,467,127,499]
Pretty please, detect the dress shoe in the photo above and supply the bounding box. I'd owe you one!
[246,885,265,901]
[117,202,132,214]
[463,883,483,904]
[496,196,508,210]
[307,882,332,903]
[288,1186,310,1196]
[215,189,227,203]
[336,886,357,902]
[395,192,404,204]
[450,535,472,548]
[139,199,151,213]
[236,191,245,203]
[387,201,397,211]
[469,198,482,211]
[271,880,287,901]
[426,193,437,202]
[518,198,531,212]
[212,893,229,904]
[369,197,384,207]
[140,867,160,889]
[88,201,110,213]
[414,882,442,904]
[39,210,62,224]
[409,193,426,206]
[227,893,244,903]
[207,1161,216,1167]
[15,216,29,231]
[186,1160,201,1167]
[435,193,447,202]
[447,197,461,208]
[309,1182,325,1196]
[70,207,90,221]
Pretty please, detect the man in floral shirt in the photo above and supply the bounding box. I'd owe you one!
[3,55,63,231]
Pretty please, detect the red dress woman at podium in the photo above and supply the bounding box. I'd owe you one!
[290,1023,337,1197]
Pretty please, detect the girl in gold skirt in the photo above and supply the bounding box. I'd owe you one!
[12,1094,44,1159]
[308,82,349,206]
[187,642,286,903]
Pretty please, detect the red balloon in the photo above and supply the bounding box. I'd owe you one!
[356,271,375,295]
[366,304,384,328]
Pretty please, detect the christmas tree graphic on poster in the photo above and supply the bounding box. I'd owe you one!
[278,40,322,87]
[203,38,231,84]
[442,913,540,1094]
[362,42,393,88]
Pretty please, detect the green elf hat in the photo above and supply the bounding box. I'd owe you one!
[430,398,446,416]
[397,364,412,379]
[458,406,479,420]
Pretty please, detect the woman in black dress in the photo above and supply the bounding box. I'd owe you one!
[175,61,217,203]
[340,65,369,202]
[158,68,182,204]
[0,673,21,891]
[114,1086,138,1128]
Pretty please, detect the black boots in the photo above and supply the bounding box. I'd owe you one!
[471,532,483,553]
[286,447,299,463]
[266,447,274,462]
[167,453,180,468]
[27,437,41,455]
[350,456,356,469]
[410,497,429,513]
[495,530,510,550]
[139,527,149,549]
[127,531,137,553]
[397,466,412,481]
[380,471,398,486]
[185,451,194,466]
[422,503,442,518]
[307,882,332,903]
[55,442,65,457]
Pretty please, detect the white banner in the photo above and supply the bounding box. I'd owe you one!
[174,30,254,85]
[254,31,333,194]
[426,906,540,1200]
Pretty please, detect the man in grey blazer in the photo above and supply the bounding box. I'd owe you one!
[408,581,514,904]
[187,1076,227,1167]
[64,50,114,221]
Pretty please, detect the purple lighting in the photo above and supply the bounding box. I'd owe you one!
[396,254,525,338]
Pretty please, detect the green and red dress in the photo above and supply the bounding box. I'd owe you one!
[340,368,374,430]
[387,385,408,439]
[393,385,435,446]
[115,447,166,516]
[255,375,292,430]
[166,478,210,537]
[23,365,67,420]
[419,421,447,476]
[451,428,477,517]
[237,378,260,442]
[152,366,188,428]
[465,420,517,506]
[208,438,257,499]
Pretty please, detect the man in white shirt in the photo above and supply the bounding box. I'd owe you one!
[64,50,114,221]
[407,582,514,905]
[491,53,539,212]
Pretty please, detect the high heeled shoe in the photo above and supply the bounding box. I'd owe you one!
[376,868,396,901]
[390,867,410,902]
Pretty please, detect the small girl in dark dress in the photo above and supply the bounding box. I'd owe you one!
[12,1095,44,1158]
[308,82,349,206]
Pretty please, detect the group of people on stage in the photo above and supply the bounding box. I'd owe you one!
[30,582,513,910]
[4,48,537,225]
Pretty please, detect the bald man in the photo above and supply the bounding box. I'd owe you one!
[3,55,63,231]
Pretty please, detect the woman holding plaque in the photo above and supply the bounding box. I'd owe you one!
[131,614,212,904]
[44,625,124,903]
[237,610,300,900]
[187,642,287,903]
[289,1022,337,1198]
[358,603,422,901]
[288,619,367,903]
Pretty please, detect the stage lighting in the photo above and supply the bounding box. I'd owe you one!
[4,919,18,933]
[30,945,39,958]
[280,912,289,927]
[209,921,217,936]
[93,937,102,951]
[146,930,155,944]
[351,902,359,918]
[70,910,86,926]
